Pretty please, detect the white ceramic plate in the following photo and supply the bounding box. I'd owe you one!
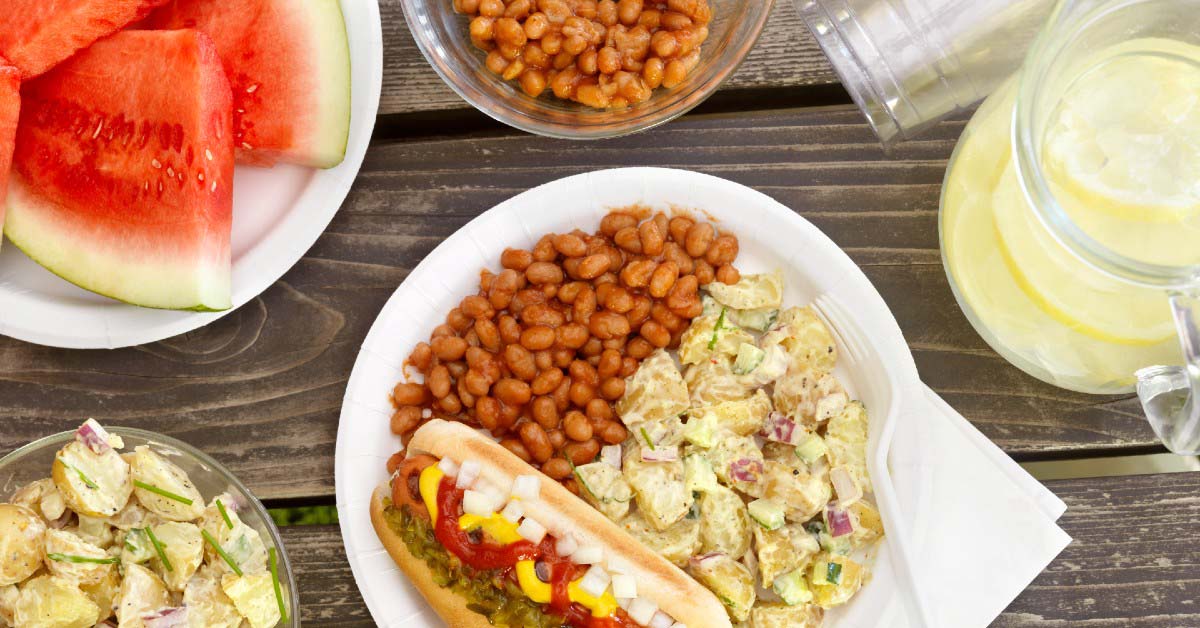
[336,168,935,627]
[0,0,383,349]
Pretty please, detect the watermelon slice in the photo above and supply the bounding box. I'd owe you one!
[0,60,18,250]
[0,0,170,79]
[6,30,235,311]
[145,0,351,169]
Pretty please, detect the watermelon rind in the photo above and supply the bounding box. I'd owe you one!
[308,0,352,169]
[4,176,231,312]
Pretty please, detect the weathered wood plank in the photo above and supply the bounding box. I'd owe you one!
[283,472,1200,627]
[0,106,1157,505]
[379,0,838,115]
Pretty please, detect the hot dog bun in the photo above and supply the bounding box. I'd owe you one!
[370,419,733,628]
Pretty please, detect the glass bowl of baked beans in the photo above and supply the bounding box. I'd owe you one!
[398,0,775,138]
[388,209,742,489]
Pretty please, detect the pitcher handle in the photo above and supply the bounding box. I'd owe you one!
[1136,288,1200,454]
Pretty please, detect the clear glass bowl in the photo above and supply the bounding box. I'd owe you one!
[0,427,299,627]
[400,0,776,138]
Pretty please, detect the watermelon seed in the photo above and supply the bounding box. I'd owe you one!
[167,167,175,177]
[241,142,252,150]
[198,172,205,182]
[246,83,259,93]
[211,181,217,192]
[151,159,162,169]
[92,121,103,139]
[205,149,213,161]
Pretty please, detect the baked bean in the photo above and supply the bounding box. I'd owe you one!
[599,420,628,444]
[506,0,532,18]
[651,301,686,332]
[439,392,463,414]
[616,0,642,24]
[573,286,597,323]
[504,344,538,381]
[601,336,627,352]
[521,325,556,350]
[499,315,522,344]
[667,216,693,242]
[480,269,496,293]
[619,259,656,288]
[668,274,699,309]
[613,226,642,253]
[522,303,566,327]
[447,308,473,332]
[390,406,422,434]
[495,378,533,405]
[521,69,548,97]
[599,212,635,237]
[457,379,477,408]
[569,380,595,407]
[464,328,481,348]
[474,318,501,352]
[693,259,715,285]
[626,336,653,359]
[684,221,715,257]
[531,368,564,395]
[569,360,600,386]
[585,398,614,421]
[534,349,555,371]
[446,360,468,379]
[500,438,533,462]
[548,429,568,449]
[662,241,694,274]
[564,410,594,441]
[581,337,604,357]
[475,397,501,430]
[662,58,687,88]
[675,298,704,319]
[557,322,590,349]
[552,233,587,257]
[470,15,496,41]
[599,376,626,400]
[519,422,554,463]
[531,396,559,429]
[553,348,574,368]
[602,246,624,272]
[526,261,564,285]
[627,295,652,328]
[552,376,573,412]
[408,342,434,373]
[577,49,598,75]
[542,457,573,479]
[639,319,671,348]
[562,256,583,279]
[602,285,634,313]
[557,281,585,303]
[392,382,428,406]
[588,311,631,339]
[465,346,490,369]
[705,234,739,266]
[501,248,533,270]
[432,335,468,361]
[638,218,665,256]
[577,254,609,279]
[533,235,557,262]
[542,283,559,300]
[620,356,639,377]
[642,56,664,88]
[564,439,602,465]
[645,261,678,299]
[596,349,622,378]
[716,264,740,284]
[464,369,492,397]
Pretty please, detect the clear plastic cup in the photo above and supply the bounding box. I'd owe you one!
[795,0,1054,146]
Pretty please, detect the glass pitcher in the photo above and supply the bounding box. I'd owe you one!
[940,0,1200,452]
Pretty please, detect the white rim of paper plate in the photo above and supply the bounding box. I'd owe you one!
[0,0,382,349]
[335,167,931,627]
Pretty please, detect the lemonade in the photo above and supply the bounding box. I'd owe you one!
[940,38,1200,394]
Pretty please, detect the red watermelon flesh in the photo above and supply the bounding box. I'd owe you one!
[0,60,18,248]
[0,0,170,79]
[6,30,235,311]
[145,0,351,169]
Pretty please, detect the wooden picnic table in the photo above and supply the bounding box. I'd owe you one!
[2,2,1198,626]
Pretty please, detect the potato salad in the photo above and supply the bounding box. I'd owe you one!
[572,272,882,627]
[0,420,287,628]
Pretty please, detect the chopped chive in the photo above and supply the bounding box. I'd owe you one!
[59,459,98,489]
[134,480,194,505]
[640,427,656,450]
[47,553,119,565]
[827,561,843,585]
[202,529,243,576]
[269,547,288,623]
[216,499,234,530]
[145,527,173,572]
[707,308,726,350]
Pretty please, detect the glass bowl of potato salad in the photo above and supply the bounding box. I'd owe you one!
[569,270,881,627]
[0,420,297,628]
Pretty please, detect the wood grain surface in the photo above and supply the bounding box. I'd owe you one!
[0,105,1159,504]
[379,0,838,115]
[283,472,1200,627]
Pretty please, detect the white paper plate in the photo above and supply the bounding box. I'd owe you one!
[0,0,383,349]
[335,168,935,627]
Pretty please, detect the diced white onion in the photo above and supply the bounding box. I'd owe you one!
[600,445,622,469]
[611,573,637,599]
[572,545,604,565]
[831,466,862,505]
[437,458,459,477]
[462,490,494,517]
[607,555,634,575]
[628,598,659,625]
[421,408,433,419]
[555,533,579,557]
[579,565,611,598]
[457,460,481,489]
[517,517,547,544]
[500,500,524,523]
[512,474,541,501]
[649,611,674,628]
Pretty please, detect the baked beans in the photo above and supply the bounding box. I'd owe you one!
[393,209,740,480]
[456,0,714,109]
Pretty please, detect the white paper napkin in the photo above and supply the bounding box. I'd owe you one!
[882,385,1073,628]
